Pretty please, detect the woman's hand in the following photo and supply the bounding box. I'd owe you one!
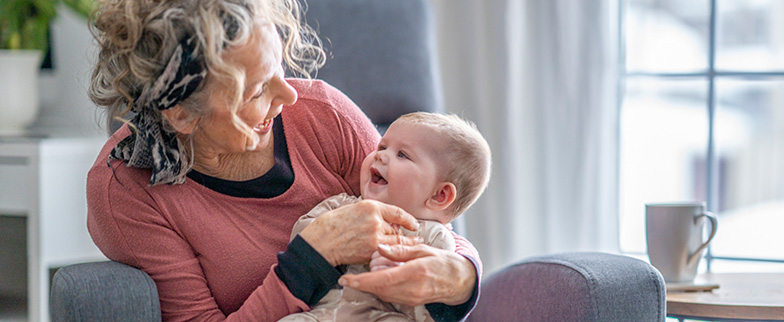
[299,199,421,266]
[338,244,477,307]
[369,250,401,271]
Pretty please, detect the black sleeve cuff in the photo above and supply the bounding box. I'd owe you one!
[424,255,481,322]
[274,234,343,306]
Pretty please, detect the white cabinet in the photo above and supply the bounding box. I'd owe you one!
[0,137,107,322]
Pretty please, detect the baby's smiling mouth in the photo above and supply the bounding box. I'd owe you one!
[371,167,388,185]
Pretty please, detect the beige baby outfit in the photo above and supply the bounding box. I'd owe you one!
[278,193,455,322]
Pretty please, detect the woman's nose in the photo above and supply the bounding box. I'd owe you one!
[271,76,297,107]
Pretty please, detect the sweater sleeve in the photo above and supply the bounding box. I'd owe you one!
[278,193,359,306]
[422,231,483,322]
[452,231,483,278]
[87,162,308,322]
[284,79,380,197]
[306,80,381,193]
[334,103,380,190]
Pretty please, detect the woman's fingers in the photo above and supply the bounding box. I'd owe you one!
[376,243,432,261]
[340,262,408,292]
[369,250,402,272]
[368,200,419,232]
[300,199,422,266]
[338,245,477,306]
[377,234,420,246]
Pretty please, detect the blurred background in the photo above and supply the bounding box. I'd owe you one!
[432,0,784,276]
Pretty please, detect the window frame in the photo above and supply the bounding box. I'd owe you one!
[618,0,784,270]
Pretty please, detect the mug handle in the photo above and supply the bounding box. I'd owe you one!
[687,211,719,265]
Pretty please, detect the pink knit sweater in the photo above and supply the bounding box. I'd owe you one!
[86,79,481,321]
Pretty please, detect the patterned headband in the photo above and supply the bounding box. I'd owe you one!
[108,12,242,186]
[109,34,206,185]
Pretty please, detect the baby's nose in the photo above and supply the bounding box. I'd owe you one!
[376,150,389,163]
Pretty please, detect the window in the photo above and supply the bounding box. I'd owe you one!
[619,0,784,272]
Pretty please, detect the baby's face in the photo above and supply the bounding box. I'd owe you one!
[360,121,443,220]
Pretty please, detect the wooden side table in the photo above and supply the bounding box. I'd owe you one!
[667,273,784,321]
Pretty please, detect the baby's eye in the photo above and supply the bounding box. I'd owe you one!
[397,151,409,159]
[378,144,387,151]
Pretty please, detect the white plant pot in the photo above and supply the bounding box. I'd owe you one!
[0,50,43,135]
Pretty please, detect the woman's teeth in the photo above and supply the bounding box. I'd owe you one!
[255,119,273,131]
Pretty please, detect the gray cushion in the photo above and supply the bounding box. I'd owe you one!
[50,261,161,322]
[467,252,666,322]
[303,0,442,128]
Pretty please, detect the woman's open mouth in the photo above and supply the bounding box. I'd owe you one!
[254,118,274,133]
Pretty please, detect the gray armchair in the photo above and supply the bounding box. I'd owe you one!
[50,261,161,321]
[51,0,666,321]
[50,253,665,321]
[467,252,666,322]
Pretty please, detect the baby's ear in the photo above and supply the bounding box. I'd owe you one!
[427,182,456,211]
[161,104,198,134]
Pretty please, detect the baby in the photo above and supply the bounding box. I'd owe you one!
[280,112,492,322]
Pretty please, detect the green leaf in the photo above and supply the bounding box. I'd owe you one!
[32,0,57,20]
[61,0,94,19]
[0,0,93,50]
[7,33,21,50]
[20,13,49,50]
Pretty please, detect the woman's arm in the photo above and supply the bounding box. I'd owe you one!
[299,199,421,266]
[337,232,482,321]
[87,163,308,321]
[338,244,477,306]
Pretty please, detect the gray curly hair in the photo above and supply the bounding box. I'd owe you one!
[88,0,324,184]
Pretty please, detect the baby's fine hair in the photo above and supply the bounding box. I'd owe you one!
[394,112,492,219]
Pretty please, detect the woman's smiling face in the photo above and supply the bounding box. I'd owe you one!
[360,121,445,220]
[193,21,297,156]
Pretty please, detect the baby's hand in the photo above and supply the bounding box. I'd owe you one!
[368,247,402,271]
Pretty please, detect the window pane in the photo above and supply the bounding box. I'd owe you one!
[712,79,784,261]
[716,0,784,71]
[619,77,709,253]
[625,0,709,73]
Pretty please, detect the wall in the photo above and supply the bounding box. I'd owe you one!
[33,4,104,138]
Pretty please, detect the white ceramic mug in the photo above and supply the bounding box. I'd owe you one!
[645,202,718,283]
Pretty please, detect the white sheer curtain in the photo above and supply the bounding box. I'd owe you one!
[431,0,620,275]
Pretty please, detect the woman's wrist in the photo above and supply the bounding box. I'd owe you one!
[425,256,481,321]
[299,223,338,266]
[274,234,342,306]
[439,253,477,305]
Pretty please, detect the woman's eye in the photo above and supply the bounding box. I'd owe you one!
[248,91,262,102]
[250,84,268,101]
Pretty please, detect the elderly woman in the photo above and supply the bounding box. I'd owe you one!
[85,0,480,321]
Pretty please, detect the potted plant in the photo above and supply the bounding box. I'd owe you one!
[0,0,92,135]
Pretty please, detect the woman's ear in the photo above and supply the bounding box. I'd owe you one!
[427,182,457,211]
[161,104,198,134]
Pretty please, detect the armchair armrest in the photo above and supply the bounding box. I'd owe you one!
[50,261,161,322]
[467,252,666,322]
[50,253,666,322]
